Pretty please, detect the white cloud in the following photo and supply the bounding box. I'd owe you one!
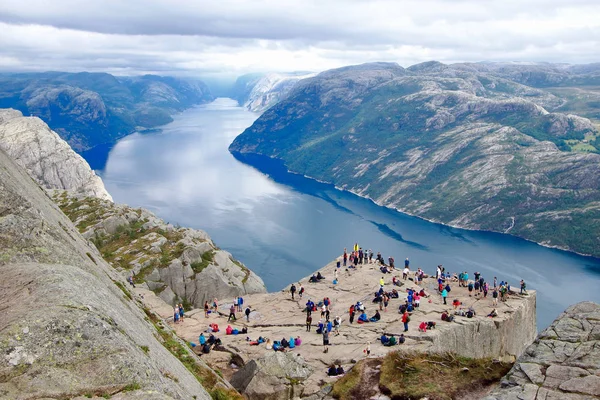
[0,0,598,76]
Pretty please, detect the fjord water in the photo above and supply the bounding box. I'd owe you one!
[97,98,600,329]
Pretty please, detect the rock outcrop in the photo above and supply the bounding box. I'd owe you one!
[54,192,267,308]
[0,147,239,399]
[0,108,112,201]
[485,301,600,400]
[230,352,315,400]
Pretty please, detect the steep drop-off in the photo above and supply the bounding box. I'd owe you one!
[0,146,239,398]
[230,62,600,257]
[0,108,112,201]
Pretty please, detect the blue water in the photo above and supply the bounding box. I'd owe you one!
[92,98,600,329]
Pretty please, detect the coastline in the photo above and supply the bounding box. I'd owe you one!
[233,151,599,260]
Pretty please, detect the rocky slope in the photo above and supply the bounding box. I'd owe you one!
[232,72,315,112]
[0,146,241,399]
[230,62,600,257]
[0,72,214,151]
[0,108,112,201]
[485,301,600,400]
[54,192,266,308]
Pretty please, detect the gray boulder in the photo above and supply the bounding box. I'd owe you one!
[231,352,314,400]
[485,301,600,400]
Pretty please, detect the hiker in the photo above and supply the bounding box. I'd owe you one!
[349,304,355,324]
[388,256,395,269]
[322,328,330,353]
[403,266,409,280]
[306,314,312,332]
[493,289,498,305]
[343,249,347,266]
[199,333,206,345]
[441,288,448,305]
[493,277,497,288]
[299,285,305,298]
[380,334,389,345]
[402,311,410,332]
[316,319,324,334]
[488,308,498,318]
[468,281,474,297]
[452,299,461,309]
[405,258,410,268]
[419,321,427,332]
[212,298,218,314]
[238,296,244,312]
[379,277,385,287]
[228,304,236,322]
[204,301,210,318]
[245,306,251,322]
[327,364,338,376]
[483,282,489,298]
[333,316,341,335]
[317,272,324,280]
[369,310,381,322]
[520,280,527,294]
[179,303,184,321]
[334,269,338,283]
[321,304,327,318]
[369,250,373,263]
[306,299,314,315]
[290,284,297,300]
[173,306,180,324]
[336,365,345,375]
[399,334,406,344]
[127,275,135,288]
[364,341,371,356]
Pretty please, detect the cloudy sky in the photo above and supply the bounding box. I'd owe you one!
[1,0,599,77]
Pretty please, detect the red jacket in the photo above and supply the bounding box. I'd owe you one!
[402,313,409,323]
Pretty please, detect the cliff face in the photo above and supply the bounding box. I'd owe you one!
[54,192,267,308]
[0,108,112,201]
[230,62,600,257]
[485,301,600,400]
[0,147,236,399]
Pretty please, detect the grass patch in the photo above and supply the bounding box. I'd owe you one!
[122,382,141,392]
[332,362,364,400]
[378,351,512,400]
[140,345,149,354]
[113,280,132,300]
[191,250,215,274]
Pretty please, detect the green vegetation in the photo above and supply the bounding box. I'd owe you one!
[142,307,243,400]
[140,345,150,354]
[332,352,511,400]
[113,280,132,300]
[191,250,215,273]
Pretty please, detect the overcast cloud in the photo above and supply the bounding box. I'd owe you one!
[0,0,599,77]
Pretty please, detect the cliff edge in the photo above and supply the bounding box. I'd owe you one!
[0,146,238,399]
[485,301,600,400]
[0,108,112,201]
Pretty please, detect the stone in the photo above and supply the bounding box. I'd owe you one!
[102,215,129,235]
[0,109,112,201]
[485,302,600,400]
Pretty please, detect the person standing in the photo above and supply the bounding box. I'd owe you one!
[238,296,244,312]
[228,304,236,322]
[204,301,210,318]
[334,269,338,283]
[405,258,410,268]
[343,249,347,267]
[173,306,180,324]
[492,288,498,306]
[306,314,312,332]
[520,280,527,294]
[127,275,135,288]
[178,303,184,321]
[402,311,410,332]
[379,277,385,287]
[441,288,448,305]
[349,304,355,324]
[364,341,371,356]
[290,284,297,300]
[299,285,305,298]
[245,306,251,322]
[403,266,410,280]
[323,328,330,353]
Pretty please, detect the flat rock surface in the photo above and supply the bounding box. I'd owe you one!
[156,260,536,397]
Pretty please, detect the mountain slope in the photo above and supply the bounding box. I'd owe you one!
[230,62,600,257]
[0,72,214,151]
[0,145,242,399]
[0,108,112,200]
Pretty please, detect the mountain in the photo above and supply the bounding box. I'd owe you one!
[230,62,600,257]
[232,72,315,112]
[0,72,214,151]
[0,108,112,200]
[0,144,241,399]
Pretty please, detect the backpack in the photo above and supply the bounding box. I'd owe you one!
[406,316,411,323]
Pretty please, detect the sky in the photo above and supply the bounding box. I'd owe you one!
[0,0,599,77]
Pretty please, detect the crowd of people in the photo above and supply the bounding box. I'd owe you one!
[173,241,528,380]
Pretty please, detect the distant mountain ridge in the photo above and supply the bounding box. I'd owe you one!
[230,61,600,257]
[232,72,315,112]
[0,72,214,151]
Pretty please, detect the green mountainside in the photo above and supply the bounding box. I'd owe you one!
[0,72,214,151]
[230,62,600,257]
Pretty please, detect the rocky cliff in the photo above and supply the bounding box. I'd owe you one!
[0,108,112,201]
[0,146,241,399]
[230,61,600,257]
[0,72,214,151]
[485,301,600,400]
[54,192,267,308]
[232,72,315,112]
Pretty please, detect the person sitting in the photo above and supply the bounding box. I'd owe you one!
[327,364,338,376]
[380,334,390,345]
[380,265,389,274]
[226,325,233,335]
[257,336,265,344]
[208,334,216,345]
[390,289,399,298]
[265,338,272,350]
[399,334,405,344]
[487,308,498,318]
[357,312,369,323]
[309,274,318,283]
[441,311,449,321]
[272,341,282,351]
[466,306,476,318]
[419,321,428,332]
[427,321,436,329]
[241,326,248,334]
[288,336,296,349]
[316,272,324,280]
[407,303,414,312]
[294,336,302,346]
[336,365,345,375]
[199,333,206,345]
[202,343,211,354]
[316,320,324,334]
[452,299,461,309]
[419,289,428,297]
[385,335,397,346]
[281,338,289,348]
[369,310,381,322]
